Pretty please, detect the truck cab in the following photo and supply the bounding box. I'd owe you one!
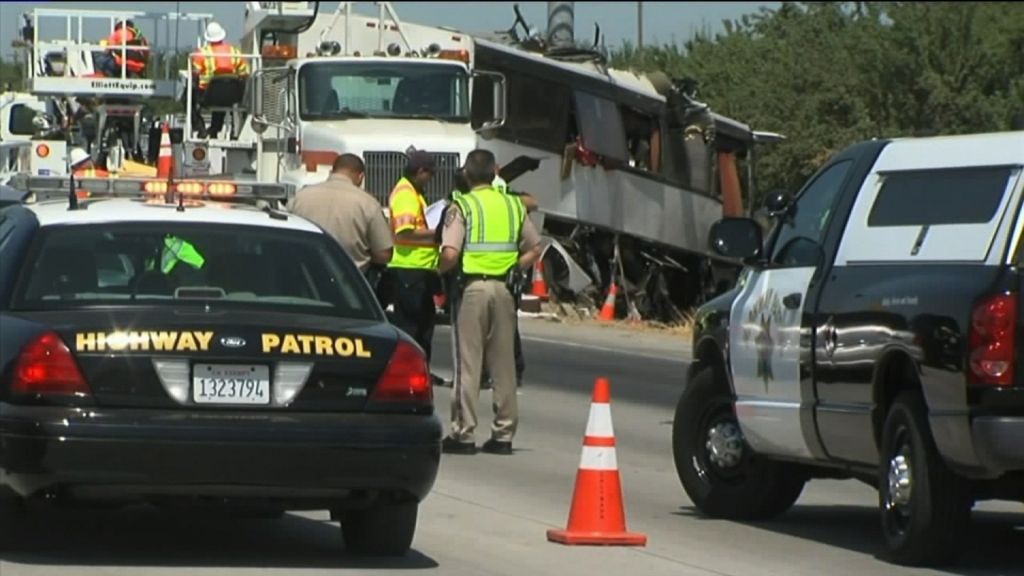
[241,1,505,205]
[673,129,1024,568]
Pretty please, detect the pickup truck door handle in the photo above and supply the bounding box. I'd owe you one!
[821,317,838,356]
[782,293,802,310]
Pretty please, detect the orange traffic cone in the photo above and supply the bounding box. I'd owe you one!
[531,259,550,301]
[547,378,647,546]
[597,282,618,322]
[156,123,173,179]
[433,293,446,311]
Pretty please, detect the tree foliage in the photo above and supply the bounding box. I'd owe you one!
[611,1,1024,196]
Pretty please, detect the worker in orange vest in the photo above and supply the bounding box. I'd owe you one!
[97,20,149,78]
[188,21,250,139]
[70,148,110,177]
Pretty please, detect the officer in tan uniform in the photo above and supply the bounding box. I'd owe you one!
[287,153,393,273]
[438,149,543,455]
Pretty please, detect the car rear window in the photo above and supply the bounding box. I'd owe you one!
[12,223,381,319]
[867,166,1013,227]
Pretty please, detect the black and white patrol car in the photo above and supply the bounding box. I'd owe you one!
[673,130,1023,567]
[0,177,441,556]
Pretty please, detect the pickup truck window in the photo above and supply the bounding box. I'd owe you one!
[867,166,1012,227]
[770,160,853,267]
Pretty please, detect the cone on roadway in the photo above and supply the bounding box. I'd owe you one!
[547,377,647,546]
[531,258,550,301]
[156,122,173,179]
[597,283,618,322]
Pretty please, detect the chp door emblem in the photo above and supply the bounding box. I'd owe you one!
[743,288,786,391]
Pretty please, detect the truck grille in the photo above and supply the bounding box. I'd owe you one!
[363,151,461,207]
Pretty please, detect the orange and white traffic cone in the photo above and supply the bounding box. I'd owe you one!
[156,123,174,179]
[531,258,550,301]
[597,282,618,322]
[547,377,647,546]
[433,293,446,311]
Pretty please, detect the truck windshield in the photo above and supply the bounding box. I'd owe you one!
[298,60,469,122]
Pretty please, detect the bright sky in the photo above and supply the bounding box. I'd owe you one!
[1,1,778,55]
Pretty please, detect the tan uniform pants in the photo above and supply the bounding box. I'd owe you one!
[449,279,518,443]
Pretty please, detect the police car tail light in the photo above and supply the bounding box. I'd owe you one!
[371,341,432,404]
[11,332,91,397]
[968,293,1017,387]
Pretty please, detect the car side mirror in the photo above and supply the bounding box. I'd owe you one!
[708,217,763,261]
[762,189,793,218]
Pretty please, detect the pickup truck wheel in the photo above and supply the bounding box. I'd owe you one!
[673,367,806,520]
[340,500,418,557]
[879,391,971,567]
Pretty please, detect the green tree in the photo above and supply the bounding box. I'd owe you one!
[611,1,1024,199]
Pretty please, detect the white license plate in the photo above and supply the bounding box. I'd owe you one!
[192,364,271,405]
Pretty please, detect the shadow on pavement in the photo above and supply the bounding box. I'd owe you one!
[676,504,1022,576]
[2,505,438,570]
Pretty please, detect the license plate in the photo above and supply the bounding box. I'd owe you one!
[192,364,271,405]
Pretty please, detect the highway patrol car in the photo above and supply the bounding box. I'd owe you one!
[0,176,441,556]
[673,130,1023,568]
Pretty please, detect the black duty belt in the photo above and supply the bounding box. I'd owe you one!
[463,274,507,283]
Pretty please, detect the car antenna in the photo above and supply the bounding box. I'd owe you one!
[66,132,79,211]
[176,191,186,212]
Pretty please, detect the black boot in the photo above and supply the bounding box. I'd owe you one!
[442,436,477,455]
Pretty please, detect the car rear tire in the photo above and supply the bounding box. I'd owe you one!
[673,366,806,520]
[340,499,418,557]
[879,391,971,567]
[0,492,26,552]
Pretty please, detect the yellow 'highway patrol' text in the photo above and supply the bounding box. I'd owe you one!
[76,331,213,353]
[261,333,372,357]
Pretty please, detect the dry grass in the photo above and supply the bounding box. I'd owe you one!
[539,301,696,339]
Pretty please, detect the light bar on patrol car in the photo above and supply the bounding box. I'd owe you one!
[10,175,295,204]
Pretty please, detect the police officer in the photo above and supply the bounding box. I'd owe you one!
[444,169,539,389]
[439,149,543,455]
[387,151,444,384]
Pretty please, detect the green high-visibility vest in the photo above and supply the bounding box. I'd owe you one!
[146,235,205,274]
[453,186,525,276]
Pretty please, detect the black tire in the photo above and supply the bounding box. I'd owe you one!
[672,367,806,520]
[340,499,418,557]
[878,391,971,567]
[0,492,26,552]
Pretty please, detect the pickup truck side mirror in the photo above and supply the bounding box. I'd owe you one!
[709,217,763,261]
[472,70,507,132]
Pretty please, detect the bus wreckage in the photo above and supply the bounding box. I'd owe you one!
[240,2,784,322]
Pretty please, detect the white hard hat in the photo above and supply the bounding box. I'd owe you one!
[69,147,91,168]
[204,21,227,43]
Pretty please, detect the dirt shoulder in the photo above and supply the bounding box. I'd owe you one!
[517,315,692,361]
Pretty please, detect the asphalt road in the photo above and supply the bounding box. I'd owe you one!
[1,321,1021,575]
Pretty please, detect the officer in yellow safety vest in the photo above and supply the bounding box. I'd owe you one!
[443,168,539,390]
[438,149,543,455]
[387,151,444,384]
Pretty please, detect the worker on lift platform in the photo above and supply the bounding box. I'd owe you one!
[70,148,110,178]
[187,22,250,139]
[97,20,149,79]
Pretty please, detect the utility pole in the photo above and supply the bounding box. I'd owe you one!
[637,1,644,48]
